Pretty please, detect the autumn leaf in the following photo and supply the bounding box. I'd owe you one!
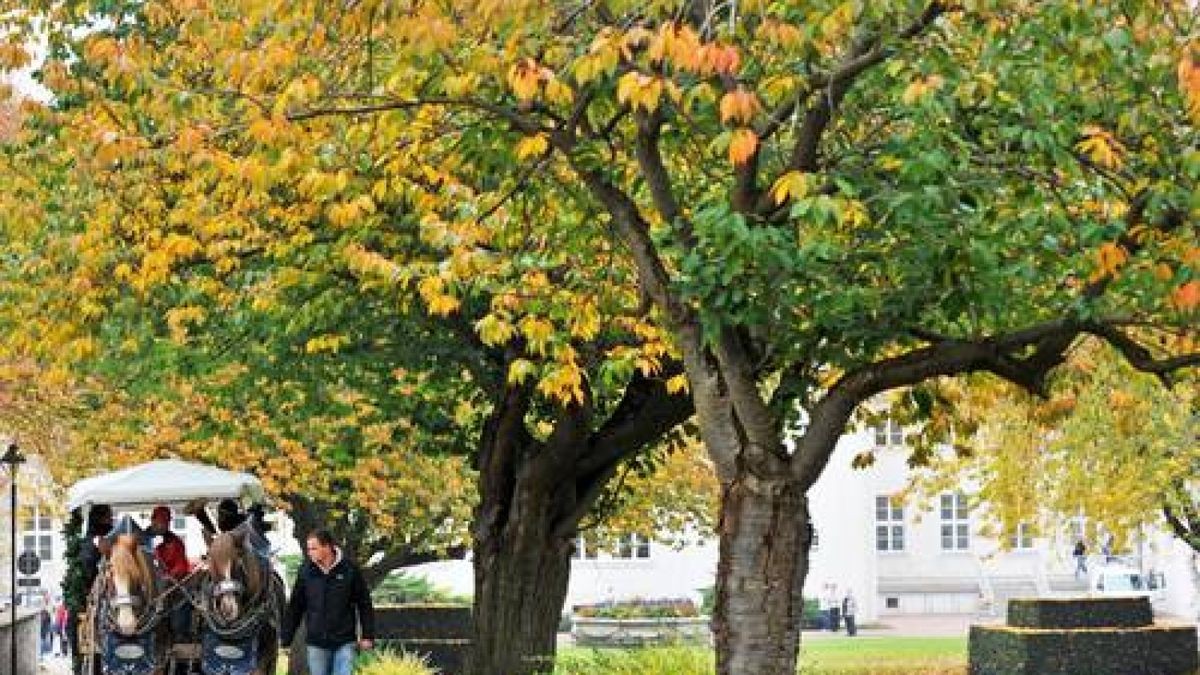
[1172,281,1200,311]
[770,171,810,205]
[718,88,761,125]
[515,133,549,160]
[728,128,758,166]
[1076,125,1125,170]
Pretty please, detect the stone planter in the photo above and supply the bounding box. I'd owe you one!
[571,615,711,647]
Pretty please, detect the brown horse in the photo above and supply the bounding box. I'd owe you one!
[201,524,283,675]
[96,520,170,675]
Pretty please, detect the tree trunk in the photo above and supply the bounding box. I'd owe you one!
[464,382,577,675]
[713,474,811,675]
[466,511,572,675]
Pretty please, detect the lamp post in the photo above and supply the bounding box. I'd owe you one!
[2,442,24,675]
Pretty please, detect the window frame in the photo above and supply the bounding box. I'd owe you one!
[939,492,971,551]
[874,495,906,552]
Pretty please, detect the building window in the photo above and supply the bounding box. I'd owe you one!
[616,534,651,559]
[875,495,905,552]
[885,597,900,609]
[19,507,54,562]
[1008,522,1034,550]
[173,516,187,531]
[940,493,970,551]
[873,419,905,447]
[572,536,598,560]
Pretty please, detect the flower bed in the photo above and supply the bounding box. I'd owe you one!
[571,599,709,647]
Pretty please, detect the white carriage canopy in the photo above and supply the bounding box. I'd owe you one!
[67,458,266,511]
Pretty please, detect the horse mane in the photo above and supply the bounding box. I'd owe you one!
[209,529,263,599]
[110,533,154,597]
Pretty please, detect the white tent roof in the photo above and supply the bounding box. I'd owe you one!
[67,459,266,511]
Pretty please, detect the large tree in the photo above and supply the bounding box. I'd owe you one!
[0,6,710,674]
[4,1,1200,674]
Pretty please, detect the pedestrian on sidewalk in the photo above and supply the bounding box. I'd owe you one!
[54,600,69,657]
[281,528,376,675]
[842,589,858,637]
[1073,540,1088,579]
[825,584,841,632]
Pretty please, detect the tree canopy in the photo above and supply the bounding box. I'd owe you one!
[2,1,1198,673]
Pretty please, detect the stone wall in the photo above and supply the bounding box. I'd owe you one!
[0,608,41,675]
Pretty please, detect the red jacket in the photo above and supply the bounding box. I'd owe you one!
[155,532,190,580]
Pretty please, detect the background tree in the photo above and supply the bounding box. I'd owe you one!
[907,343,1199,592]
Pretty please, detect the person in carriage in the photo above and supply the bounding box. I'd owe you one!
[146,505,194,645]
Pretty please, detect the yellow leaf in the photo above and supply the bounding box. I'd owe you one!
[515,133,549,160]
[507,359,536,385]
[617,72,663,113]
[544,78,574,106]
[1075,125,1125,170]
[666,374,689,395]
[520,316,555,356]
[728,128,758,166]
[507,59,542,101]
[475,313,516,347]
[770,171,810,205]
[901,74,944,104]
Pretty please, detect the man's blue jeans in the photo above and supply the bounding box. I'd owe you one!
[307,643,356,675]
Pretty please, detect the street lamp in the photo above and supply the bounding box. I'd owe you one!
[2,441,24,675]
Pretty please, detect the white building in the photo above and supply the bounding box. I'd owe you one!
[413,418,1199,622]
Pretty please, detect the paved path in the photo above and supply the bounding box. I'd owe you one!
[804,613,991,639]
[38,652,72,675]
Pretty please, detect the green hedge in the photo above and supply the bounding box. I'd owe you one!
[375,605,473,673]
[375,604,472,640]
[1006,597,1152,629]
[969,624,1197,675]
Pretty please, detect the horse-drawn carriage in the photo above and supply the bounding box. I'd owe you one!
[67,460,286,675]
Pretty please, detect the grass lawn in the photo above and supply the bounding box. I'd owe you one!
[801,636,967,673]
[556,637,968,674]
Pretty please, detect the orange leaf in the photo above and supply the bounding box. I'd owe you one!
[1172,281,1200,311]
[728,128,758,166]
[719,88,761,125]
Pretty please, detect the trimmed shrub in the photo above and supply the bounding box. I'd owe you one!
[375,604,472,640]
[969,624,1197,675]
[375,605,473,673]
[1006,597,1152,629]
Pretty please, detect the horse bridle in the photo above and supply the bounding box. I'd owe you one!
[213,579,245,598]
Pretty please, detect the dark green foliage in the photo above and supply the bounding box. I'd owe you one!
[1007,597,1152,629]
[375,605,472,640]
[60,510,84,612]
[969,624,1197,675]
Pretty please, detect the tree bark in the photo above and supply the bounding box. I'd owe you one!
[464,369,693,674]
[467,495,572,675]
[464,381,575,675]
[712,469,810,675]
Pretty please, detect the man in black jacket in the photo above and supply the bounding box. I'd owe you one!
[281,529,375,675]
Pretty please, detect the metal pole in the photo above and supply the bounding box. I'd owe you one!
[9,468,15,675]
[2,443,21,675]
